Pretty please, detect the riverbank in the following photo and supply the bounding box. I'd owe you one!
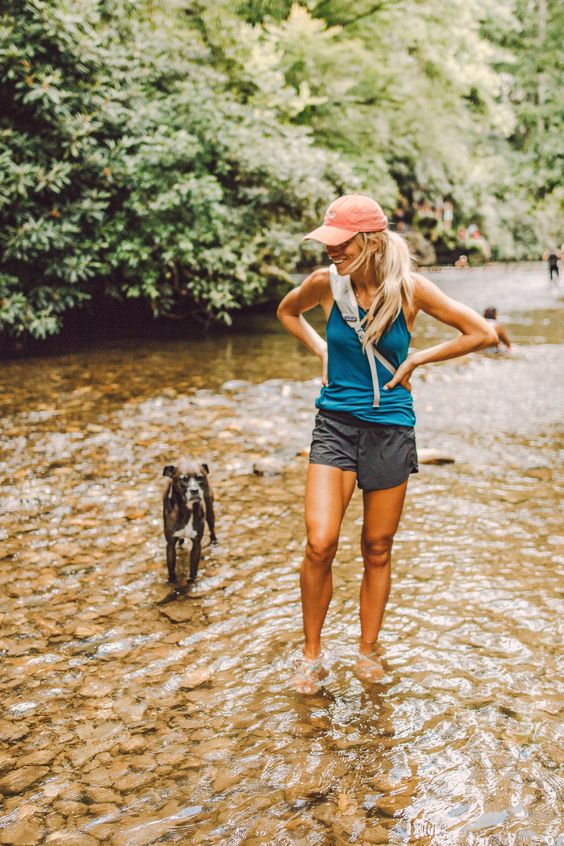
[1,262,553,360]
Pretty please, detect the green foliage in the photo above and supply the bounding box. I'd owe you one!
[210,0,561,256]
[0,0,350,340]
[1,0,561,342]
[486,0,564,250]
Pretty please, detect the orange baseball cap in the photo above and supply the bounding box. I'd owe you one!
[304,194,388,245]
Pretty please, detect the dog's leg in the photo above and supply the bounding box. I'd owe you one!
[204,492,218,544]
[166,540,177,583]
[189,535,201,582]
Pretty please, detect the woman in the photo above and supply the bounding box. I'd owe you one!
[277,194,497,694]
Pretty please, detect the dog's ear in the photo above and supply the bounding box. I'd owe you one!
[201,463,209,474]
[163,465,176,477]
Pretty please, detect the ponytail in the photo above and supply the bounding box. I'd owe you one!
[346,230,415,347]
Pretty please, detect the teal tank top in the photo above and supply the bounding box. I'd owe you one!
[316,302,416,426]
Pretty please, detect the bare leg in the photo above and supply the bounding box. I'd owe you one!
[356,479,409,677]
[300,464,357,659]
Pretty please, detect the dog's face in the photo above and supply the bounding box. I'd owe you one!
[163,460,209,503]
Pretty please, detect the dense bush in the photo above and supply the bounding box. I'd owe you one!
[0,0,350,340]
[1,0,561,342]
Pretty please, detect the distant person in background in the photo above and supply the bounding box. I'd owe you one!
[543,248,560,285]
[442,200,454,229]
[455,254,469,268]
[483,307,511,353]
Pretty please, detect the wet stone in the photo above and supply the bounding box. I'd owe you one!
[362,824,391,844]
[118,735,146,753]
[79,680,114,698]
[112,698,147,723]
[0,820,44,845]
[81,767,113,787]
[85,823,118,841]
[0,721,29,743]
[285,816,314,833]
[84,785,121,805]
[159,604,195,623]
[155,749,189,769]
[112,819,177,846]
[417,448,455,464]
[42,778,70,799]
[311,804,333,825]
[114,771,153,792]
[130,753,156,771]
[19,748,57,767]
[11,802,40,821]
[179,668,212,689]
[213,768,243,793]
[69,742,114,768]
[44,814,65,833]
[106,761,129,781]
[0,766,48,796]
[253,456,286,476]
[45,832,98,846]
[374,793,413,817]
[52,800,88,817]
[90,752,112,766]
[89,801,120,815]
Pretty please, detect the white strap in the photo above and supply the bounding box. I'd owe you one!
[329,264,397,407]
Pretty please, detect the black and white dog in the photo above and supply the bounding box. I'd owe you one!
[162,460,217,583]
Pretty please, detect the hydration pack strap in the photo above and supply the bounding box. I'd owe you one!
[329,264,397,408]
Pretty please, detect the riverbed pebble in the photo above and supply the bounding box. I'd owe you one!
[0,766,48,796]
[417,448,455,464]
[0,820,44,845]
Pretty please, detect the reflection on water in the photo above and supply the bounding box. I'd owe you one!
[0,265,562,845]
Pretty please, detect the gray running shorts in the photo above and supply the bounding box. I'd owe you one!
[309,410,419,491]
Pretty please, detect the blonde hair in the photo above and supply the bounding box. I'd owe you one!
[346,230,415,349]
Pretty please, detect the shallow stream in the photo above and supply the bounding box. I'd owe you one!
[0,264,562,845]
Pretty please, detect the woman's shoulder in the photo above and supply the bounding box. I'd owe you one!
[300,266,331,295]
[409,271,440,304]
[305,266,330,284]
[301,266,333,315]
[410,270,432,288]
[402,272,435,327]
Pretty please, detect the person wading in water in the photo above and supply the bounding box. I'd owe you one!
[277,193,497,694]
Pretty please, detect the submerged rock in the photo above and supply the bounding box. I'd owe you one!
[253,446,305,476]
[0,820,44,845]
[0,766,48,796]
[253,456,286,476]
[179,667,212,689]
[417,448,455,465]
[160,603,196,623]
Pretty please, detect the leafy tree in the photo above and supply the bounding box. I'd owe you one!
[0,0,349,340]
[1,0,561,343]
[486,0,564,250]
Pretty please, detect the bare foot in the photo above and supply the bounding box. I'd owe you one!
[289,652,324,694]
[354,651,384,682]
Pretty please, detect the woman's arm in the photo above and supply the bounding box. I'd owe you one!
[277,268,332,383]
[385,273,498,391]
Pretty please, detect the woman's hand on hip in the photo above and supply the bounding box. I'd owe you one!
[383,356,417,393]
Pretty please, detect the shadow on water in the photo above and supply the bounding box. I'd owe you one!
[0,265,562,845]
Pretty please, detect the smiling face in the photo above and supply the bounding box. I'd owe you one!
[326,234,363,275]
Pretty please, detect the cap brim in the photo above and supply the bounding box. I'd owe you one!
[303,225,357,246]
